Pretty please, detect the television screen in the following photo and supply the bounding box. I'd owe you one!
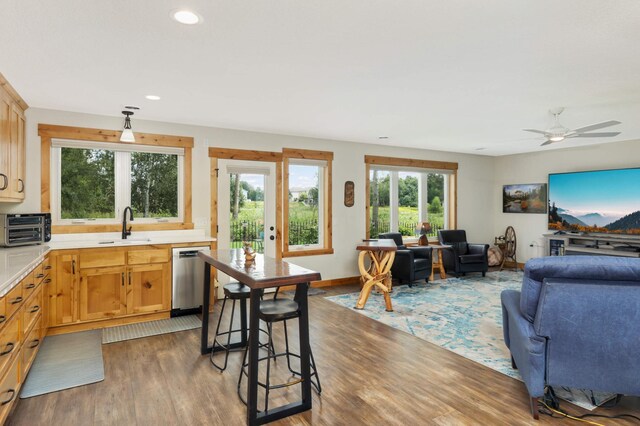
[548,168,640,234]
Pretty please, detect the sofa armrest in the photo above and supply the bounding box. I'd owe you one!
[501,289,547,398]
[407,246,432,260]
[468,243,489,256]
[392,249,415,272]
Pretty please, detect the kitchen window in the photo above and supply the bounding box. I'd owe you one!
[283,148,333,257]
[51,140,183,224]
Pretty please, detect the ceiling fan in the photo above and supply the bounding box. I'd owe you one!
[523,107,621,146]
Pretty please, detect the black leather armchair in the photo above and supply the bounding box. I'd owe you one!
[378,232,432,286]
[438,230,489,277]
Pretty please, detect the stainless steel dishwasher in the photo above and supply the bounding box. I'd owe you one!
[171,246,209,316]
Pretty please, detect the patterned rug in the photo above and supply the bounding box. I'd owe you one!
[325,270,522,378]
[325,271,614,410]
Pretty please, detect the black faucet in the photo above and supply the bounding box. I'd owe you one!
[122,206,134,239]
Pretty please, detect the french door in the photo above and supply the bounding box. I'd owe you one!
[216,159,277,294]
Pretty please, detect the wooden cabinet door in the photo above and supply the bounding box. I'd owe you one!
[8,105,25,200]
[127,263,170,314]
[0,95,10,198]
[54,253,79,325]
[79,266,127,321]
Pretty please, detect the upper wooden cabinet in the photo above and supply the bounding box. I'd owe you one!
[0,73,27,203]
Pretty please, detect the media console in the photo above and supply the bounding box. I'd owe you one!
[543,233,640,258]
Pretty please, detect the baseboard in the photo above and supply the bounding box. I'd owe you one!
[280,275,360,292]
[46,311,171,336]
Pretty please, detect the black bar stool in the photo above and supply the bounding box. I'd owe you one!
[237,288,321,412]
[210,281,250,371]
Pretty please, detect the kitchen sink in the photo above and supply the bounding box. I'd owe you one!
[98,238,153,245]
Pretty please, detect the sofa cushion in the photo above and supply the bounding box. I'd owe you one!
[452,242,469,255]
[520,256,640,323]
[459,254,484,264]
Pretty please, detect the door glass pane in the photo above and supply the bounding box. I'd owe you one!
[369,169,390,237]
[288,165,320,246]
[427,173,446,235]
[131,152,179,218]
[60,147,115,219]
[398,172,419,236]
[230,173,265,253]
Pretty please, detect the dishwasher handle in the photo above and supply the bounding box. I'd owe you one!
[177,250,200,258]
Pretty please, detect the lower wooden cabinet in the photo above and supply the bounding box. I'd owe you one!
[79,266,127,321]
[54,253,78,326]
[0,354,20,424]
[127,263,171,314]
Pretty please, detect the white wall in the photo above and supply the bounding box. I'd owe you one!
[0,107,496,280]
[493,138,640,263]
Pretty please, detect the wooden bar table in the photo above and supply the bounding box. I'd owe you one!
[355,240,397,312]
[198,249,321,426]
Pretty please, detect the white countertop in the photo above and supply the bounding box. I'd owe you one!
[0,231,216,297]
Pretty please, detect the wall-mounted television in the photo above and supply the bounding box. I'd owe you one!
[548,167,640,235]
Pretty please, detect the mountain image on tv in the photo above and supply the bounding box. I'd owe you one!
[548,168,640,235]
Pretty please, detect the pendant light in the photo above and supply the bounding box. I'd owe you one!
[120,111,135,142]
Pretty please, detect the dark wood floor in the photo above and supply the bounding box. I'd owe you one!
[8,284,640,425]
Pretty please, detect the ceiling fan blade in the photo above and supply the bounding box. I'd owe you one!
[572,132,621,138]
[571,120,621,133]
[523,129,548,135]
[540,140,554,146]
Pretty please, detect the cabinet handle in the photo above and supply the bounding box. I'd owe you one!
[0,343,14,356]
[25,283,36,290]
[18,178,24,193]
[0,174,7,191]
[36,273,45,279]
[0,389,15,405]
[122,272,125,287]
[72,259,76,274]
[44,265,52,270]
[44,278,52,284]
[10,297,23,305]
[30,305,40,313]
[129,272,132,286]
[28,339,40,349]
[0,315,5,324]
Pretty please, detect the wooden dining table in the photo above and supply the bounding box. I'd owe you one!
[198,249,321,426]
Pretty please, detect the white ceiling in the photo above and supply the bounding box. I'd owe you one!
[1,0,640,156]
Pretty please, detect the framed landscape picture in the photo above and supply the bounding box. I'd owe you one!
[503,183,547,214]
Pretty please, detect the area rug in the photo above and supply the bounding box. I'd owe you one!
[21,330,104,398]
[325,271,613,410]
[102,314,201,344]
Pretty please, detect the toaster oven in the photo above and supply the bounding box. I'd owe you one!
[0,213,49,247]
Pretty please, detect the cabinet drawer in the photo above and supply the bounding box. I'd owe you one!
[0,295,5,330]
[5,284,24,319]
[0,315,19,380]
[33,262,46,284]
[22,286,42,336]
[80,249,126,269]
[0,353,20,425]
[42,256,52,275]
[22,270,38,301]
[127,249,170,265]
[21,316,41,379]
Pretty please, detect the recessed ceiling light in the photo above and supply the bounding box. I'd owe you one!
[145,95,161,101]
[172,10,201,25]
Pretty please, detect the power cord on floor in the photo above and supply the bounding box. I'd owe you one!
[537,388,640,425]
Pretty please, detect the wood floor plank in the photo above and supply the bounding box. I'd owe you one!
[7,284,640,425]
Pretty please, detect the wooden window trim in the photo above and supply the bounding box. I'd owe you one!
[282,148,333,258]
[209,148,283,260]
[364,155,457,239]
[39,124,194,234]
